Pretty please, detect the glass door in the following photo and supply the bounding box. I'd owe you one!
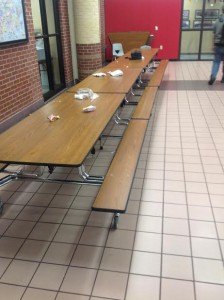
[180,0,224,60]
[31,0,65,100]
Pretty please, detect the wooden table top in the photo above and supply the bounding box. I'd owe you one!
[67,66,142,94]
[0,92,125,167]
[109,48,159,69]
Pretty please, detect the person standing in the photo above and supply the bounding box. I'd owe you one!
[208,5,224,85]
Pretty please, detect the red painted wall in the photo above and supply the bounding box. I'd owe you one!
[105,0,182,60]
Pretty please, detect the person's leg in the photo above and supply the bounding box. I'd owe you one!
[209,47,222,85]
[221,48,224,83]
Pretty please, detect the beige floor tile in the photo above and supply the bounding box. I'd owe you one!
[213,207,224,222]
[187,193,210,206]
[28,193,54,206]
[60,266,97,295]
[192,237,221,259]
[37,183,61,194]
[28,222,59,241]
[0,258,11,277]
[57,184,80,196]
[87,211,113,228]
[163,218,189,236]
[30,263,67,290]
[0,237,24,258]
[71,245,104,268]
[62,209,90,226]
[16,239,50,261]
[131,251,161,276]
[190,220,217,238]
[141,189,163,202]
[137,215,162,233]
[0,260,38,286]
[164,203,188,219]
[193,258,224,284]
[126,274,160,300]
[39,207,68,223]
[162,254,193,280]
[161,278,194,300]
[71,195,94,210]
[17,181,42,193]
[134,232,161,252]
[163,234,191,256]
[210,194,224,207]
[188,206,214,221]
[2,204,24,219]
[100,248,132,272]
[56,293,89,300]
[7,191,34,205]
[4,220,36,238]
[126,200,140,214]
[80,226,108,246]
[139,201,163,217]
[0,283,25,300]
[114,213,138,231]
[164,191,186,204]
[53,224,83,243]
[16,206,46,221]
[21,288,56,300]
[42,242,76,265]
[0,219,13,235]
[195,282,224,300]
[92,270,128,300]
[106,229,135,249]
[165,180,185,192]
[216,222,224,239]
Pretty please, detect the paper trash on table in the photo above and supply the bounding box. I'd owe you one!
[92,72,106,77]
[74,88,99,100]
[48,114,60,122]
[107,70,123,77]
[82,105,96,112]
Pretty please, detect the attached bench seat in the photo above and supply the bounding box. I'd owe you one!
[148,59,169,87]
[92,119,148,228]
[132,87,158,120]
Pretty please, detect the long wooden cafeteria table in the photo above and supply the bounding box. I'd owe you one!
[109,48,159,69]
[0,92,126,185]
[67,66,143,94]
[67,48,159,95]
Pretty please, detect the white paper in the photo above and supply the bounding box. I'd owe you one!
[107,70,123,77]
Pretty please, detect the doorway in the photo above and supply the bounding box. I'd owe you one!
[180,0,223,60]
[31,0,65,100]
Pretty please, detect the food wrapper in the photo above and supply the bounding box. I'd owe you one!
[92,72,106,77]
[48,114,60,122]
[82,105,96,112]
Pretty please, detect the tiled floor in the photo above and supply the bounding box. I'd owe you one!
[1,61,224,300]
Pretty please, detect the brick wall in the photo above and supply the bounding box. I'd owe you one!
[76,43,102,80]
[0,0,43,129]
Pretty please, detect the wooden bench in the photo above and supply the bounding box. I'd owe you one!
[92,119,148,228]
[148,59,169,87]
[132,87,158,120]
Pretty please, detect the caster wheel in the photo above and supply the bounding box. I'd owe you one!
[48,166,55,174]
[112,214,119,229]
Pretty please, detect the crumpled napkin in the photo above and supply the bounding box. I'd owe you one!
[48,114,60,122]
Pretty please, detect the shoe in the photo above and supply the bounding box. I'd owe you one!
[208,77,215,85]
